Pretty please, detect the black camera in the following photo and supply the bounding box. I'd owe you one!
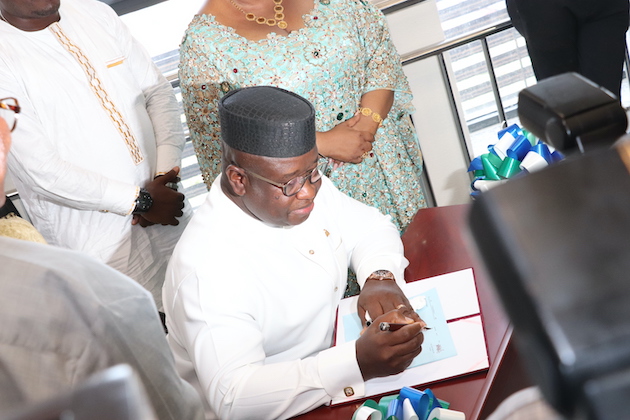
[468,72,630,420]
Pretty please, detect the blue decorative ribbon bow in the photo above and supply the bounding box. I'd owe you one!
[467,123,564,198]
[351,387,464,420]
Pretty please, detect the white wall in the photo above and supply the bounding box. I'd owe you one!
[120,0,205,59]
[404,57,472,205]
[385,0,471,205]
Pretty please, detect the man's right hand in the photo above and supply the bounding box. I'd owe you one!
[355,308,426,381]
[140,167,185,226]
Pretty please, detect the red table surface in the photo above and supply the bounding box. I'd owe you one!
[292,205,532,420]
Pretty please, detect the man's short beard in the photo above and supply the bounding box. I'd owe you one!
[30,1,61,18]
[33,8,59,18]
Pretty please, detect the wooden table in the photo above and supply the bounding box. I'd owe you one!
[293,204,532,420]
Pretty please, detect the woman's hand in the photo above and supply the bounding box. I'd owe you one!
[316,114,374,164]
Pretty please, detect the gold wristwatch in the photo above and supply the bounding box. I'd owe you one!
[366,270,395,282]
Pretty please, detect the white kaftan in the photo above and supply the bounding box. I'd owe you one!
[0,236,204,420]
[163,176,409,420]
[0,0,190,308]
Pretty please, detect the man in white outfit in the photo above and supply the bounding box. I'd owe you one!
[0,0,190,309]
[164,86,427,420]
[0,107,204,420]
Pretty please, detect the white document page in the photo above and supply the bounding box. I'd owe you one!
[333,268,489,405]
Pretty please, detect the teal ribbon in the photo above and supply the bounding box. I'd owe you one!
[352,397,401,420]
[480,153,502,180]
[497,156,521,178]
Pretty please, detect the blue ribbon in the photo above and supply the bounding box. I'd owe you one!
[530,142,552,163]
[399,387,444,419]
[497,123,521,140]
[506,134,532,161]
[387,398,403,419]
[551,149,565,162]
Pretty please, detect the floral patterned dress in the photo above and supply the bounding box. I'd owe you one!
[179,0,427,232]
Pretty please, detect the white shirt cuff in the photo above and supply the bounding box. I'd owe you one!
[317,340,365,400]
[101,180,139,215]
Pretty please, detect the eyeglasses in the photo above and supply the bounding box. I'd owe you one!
[0,97,20,132]
[244,160,328,197]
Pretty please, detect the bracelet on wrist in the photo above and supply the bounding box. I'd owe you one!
[357,107,384,127]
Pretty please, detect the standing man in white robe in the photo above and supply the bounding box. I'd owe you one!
[0,110,204,420]
[0,0,191,310]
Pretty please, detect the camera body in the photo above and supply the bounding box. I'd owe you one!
[469,73,630,420]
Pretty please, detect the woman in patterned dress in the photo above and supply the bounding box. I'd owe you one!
[179,0,427,234]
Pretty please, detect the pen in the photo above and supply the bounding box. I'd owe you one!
[379,322,432,332]
[365,310,372,327]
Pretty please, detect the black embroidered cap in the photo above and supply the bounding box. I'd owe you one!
[218,86,316,158]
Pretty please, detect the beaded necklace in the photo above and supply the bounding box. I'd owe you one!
[228,0,288,30]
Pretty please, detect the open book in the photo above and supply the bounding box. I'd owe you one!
[333,268,489,405]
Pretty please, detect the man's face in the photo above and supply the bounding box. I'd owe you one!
[0,0,60,19]
[239,148,322,227]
